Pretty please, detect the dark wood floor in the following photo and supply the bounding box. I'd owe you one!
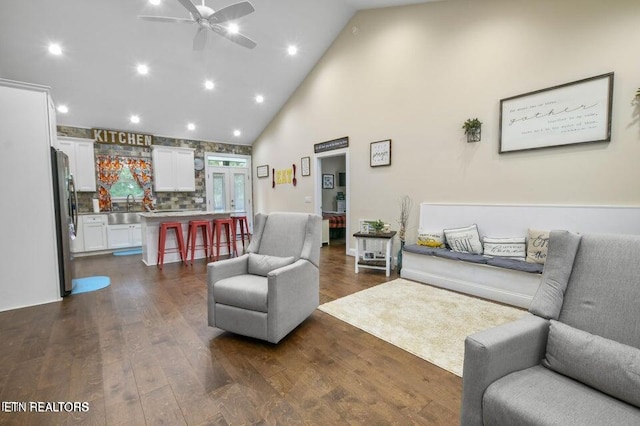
[0,243,461,425]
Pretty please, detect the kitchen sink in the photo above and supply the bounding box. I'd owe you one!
[107,212,141,225]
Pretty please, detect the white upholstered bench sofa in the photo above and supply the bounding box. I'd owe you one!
[400,203,640,308]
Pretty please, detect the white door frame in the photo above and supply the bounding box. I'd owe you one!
[314,148,349,255]
[204,152,253,224]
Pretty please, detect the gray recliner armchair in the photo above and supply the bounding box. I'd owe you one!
[461,230,640,425]
[207,212,321,344]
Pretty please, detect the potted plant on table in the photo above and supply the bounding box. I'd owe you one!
[370,219,385,233]
[463,118,482,143]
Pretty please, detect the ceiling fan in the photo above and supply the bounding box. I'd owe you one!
[139,0,257,50]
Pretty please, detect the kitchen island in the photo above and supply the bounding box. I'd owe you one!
[139,210,236,266]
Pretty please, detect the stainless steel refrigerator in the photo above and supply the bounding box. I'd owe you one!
[51,147,78,296]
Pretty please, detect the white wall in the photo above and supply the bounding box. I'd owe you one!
[252,0,640,245]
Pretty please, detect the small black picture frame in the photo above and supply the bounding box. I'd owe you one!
[257,165,269,178]
[338,172,346,187]
[301,157,311,176]
[322,174,334,189]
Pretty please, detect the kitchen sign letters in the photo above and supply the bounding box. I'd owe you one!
[92,128,154,147]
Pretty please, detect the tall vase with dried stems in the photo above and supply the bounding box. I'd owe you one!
[397,195,412,273]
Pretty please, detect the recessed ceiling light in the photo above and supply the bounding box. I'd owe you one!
[255,94,264,104]
[130,115,140,124]
[187,123,196,131]
[227,23,239,34]
[57,105,68,114]
[204,80,215,90]
[136,64,149,75]
[48,43,62,56]
[233,130,241,137]
[287,45,298,56]
[149,0,161,5]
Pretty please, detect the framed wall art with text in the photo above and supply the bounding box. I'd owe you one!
[370,139,392,167]
[499,73,613,153]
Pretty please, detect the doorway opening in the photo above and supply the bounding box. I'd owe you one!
[314,148,349,254]
[204,152,253,231]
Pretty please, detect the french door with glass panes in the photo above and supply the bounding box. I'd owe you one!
[207,167,251,214]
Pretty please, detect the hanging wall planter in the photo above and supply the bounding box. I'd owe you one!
[463,118,482,143]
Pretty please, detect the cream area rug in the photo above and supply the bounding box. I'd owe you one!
[318,278,527,377]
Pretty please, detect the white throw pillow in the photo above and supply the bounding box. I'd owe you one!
[417,229,445,248]
[443,224,483,254]
[483,237,526,260]
[526,229,550,264]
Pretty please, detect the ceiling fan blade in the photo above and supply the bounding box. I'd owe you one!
[212,24,256,49]
[193,27,208,51]
[177,0,202,19]
[208,1,255,24]
[138,15,195,24]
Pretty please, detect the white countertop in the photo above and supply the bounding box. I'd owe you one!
[139,210,232,219]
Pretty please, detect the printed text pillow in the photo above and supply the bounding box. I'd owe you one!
[417,229,446,248]
[483,237,526,260]
[526,229,550,264]
[444,224,483,254]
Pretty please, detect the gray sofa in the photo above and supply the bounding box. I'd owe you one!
[461,231,640,425]
[207,212,321,344]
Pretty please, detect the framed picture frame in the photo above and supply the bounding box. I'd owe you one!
[256,165,269,178]
[499,73,614,153]
[322,174,334,189]
[370,139,392,167]
[301,157,310,176]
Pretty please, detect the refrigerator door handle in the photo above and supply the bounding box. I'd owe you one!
[69,174,78,236]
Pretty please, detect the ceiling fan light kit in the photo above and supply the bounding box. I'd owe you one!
[139,0,257,50]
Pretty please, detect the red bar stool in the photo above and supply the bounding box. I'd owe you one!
[231,215,251,252]
[157,222,187,270]
[211,218,237,261]
[186,220,212,266]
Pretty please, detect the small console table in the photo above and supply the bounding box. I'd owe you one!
[353,231,397,277]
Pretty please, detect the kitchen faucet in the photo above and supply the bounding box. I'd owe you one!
[126,194,134,212]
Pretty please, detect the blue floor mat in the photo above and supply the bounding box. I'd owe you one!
[72,276,110,295]
[113,248,143,256]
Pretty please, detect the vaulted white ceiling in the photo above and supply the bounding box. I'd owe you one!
[0,0,434,145]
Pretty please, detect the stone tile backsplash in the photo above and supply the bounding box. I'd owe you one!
[58,125,251,213]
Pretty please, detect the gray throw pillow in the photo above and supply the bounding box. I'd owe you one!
[529,230,581,320]
[543,320,640,407]
[248,253,295,277]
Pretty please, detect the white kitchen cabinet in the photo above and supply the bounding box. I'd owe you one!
[152,146,195,192]
[130,224,142,246]
[58,137,96,192]
[83,214,108,251]
[108,224,142,249]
